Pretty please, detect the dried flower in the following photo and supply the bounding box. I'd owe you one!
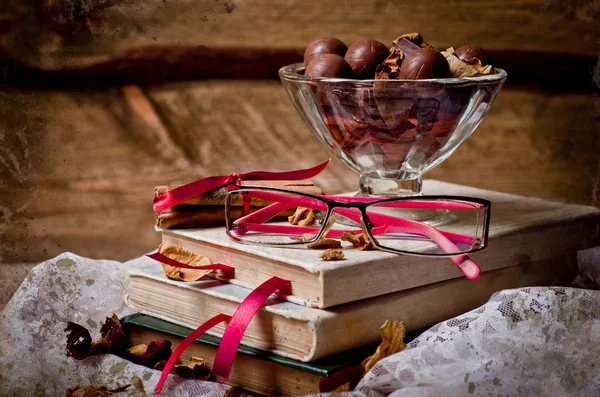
[142,339,172,369]
[65,314,127,360]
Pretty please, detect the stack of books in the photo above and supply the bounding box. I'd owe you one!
[124,181,600,396]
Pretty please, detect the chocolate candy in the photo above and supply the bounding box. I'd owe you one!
[398,48,449,79]
[344,39,389,79]
[455,46,492,66]
[305,54,353,78]
[304,37,348,66]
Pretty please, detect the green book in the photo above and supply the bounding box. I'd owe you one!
[121,313,376,396]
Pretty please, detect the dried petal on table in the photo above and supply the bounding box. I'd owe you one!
[308,238,342,249]
[65,383,130,397]
[319,249,345,261]
[441,47,494,78]
[358,220,374,251]
[361,320,406,374]
[341,231,373,250]
[158,242,214,281]
[288,207,316,226]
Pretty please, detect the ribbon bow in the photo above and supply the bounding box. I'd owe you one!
[153,160,330,213]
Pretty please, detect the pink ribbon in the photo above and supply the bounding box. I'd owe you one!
[147,255,289,391]
[146,252,234,271]
[211,276,290,382]
[154,313,231,394]
[153,160,330,213]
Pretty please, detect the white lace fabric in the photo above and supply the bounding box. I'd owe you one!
[1,253,599,396]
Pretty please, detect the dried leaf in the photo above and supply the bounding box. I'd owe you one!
[158,243,214,281]
[361,320,406,375]
[288,207,315,226]
[308,238,342,249]
[442,47,494,78]
[319,249,345,261]
[142,339,172,369]
[65,384,130,397]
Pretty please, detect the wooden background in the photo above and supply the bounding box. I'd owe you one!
[0,0,599,265]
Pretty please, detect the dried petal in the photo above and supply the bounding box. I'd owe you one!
[142,339,172,369]
[288,207,315,226]
[308,238,342,249]
[341,231,373,250]
[173,357,210,379]
[441,47,494,78]
[361,320,406,374]
[127,344,147,365]
[158,243,214,281]
[358,220,374,251]
[65,384,130,397]
[65,322,93,360]
[319,249,345,261]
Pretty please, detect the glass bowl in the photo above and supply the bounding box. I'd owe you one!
[279,63,507,197]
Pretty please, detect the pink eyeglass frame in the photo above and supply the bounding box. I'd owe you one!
[224,186,491,280]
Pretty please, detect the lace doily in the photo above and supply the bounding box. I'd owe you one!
[1,253,599,396]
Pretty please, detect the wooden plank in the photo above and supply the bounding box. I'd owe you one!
[0,82,598,265]
[0,263,36,310]
[2,0,598,72]
[0,47,595,91]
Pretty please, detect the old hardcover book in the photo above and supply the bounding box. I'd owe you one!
[122,313,373,396]
[158,180,600,308]
[126,252,576,361]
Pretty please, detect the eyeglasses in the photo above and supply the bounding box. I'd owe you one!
[224,186,491,280]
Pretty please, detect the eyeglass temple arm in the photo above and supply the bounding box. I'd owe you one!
[320,195,484,210]
[233,194,478,245]
[334,207,481,280]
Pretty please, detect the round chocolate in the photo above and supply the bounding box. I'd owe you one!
[344,39,389,79]
[455,45,492,66]
[305,54,353,78]
[398,48,449,79]
[303,37,348,66]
